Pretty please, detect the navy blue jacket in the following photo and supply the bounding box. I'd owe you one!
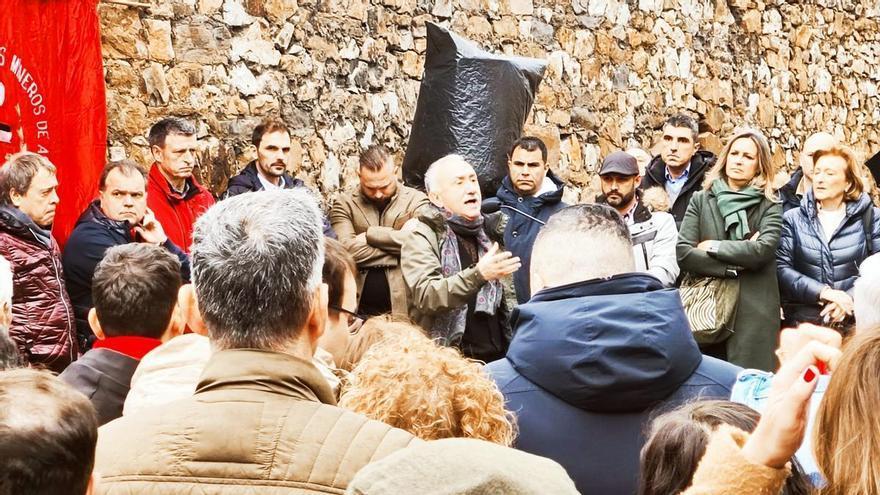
[486,273,739,495]
[496,172,566,304]
[778,167,804,213]
[63,201,191,347]
[223,162,336,238]
[640,150,715,226]
[777,190,880,325]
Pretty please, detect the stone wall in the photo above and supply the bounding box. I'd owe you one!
[100,0,880,202]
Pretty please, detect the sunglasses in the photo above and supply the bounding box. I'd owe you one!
[329,304,365,334]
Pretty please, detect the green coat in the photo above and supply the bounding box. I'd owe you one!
[677,189,783,371]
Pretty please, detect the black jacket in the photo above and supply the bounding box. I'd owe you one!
[59,348,140,425]
[778,168,805,213]
[486,273,739,495]
[496,173,567,304]
[63,201,190,347]
[777,190,880,325]
[640,150,716,226]
[223,162,336,238]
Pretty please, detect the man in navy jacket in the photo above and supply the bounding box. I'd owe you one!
[485,204,739,495]
[64,160,190,350]
[496,136,566,304]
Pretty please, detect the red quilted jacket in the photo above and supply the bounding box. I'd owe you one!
[0,206,77,372]
[146,165,215,253]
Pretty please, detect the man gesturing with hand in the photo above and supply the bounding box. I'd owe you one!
[401,155,519,362]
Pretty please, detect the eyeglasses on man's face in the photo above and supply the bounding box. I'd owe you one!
[328,304,365,334]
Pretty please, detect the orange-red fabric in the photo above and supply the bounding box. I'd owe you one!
[0,0,107,247]
[146,165,215,253]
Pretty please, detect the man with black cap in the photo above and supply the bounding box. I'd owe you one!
[598,151,679,287]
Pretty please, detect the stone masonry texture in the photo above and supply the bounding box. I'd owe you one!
[100,0,880,204]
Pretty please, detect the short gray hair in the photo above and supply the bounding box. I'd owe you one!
[531,204,634,290]
[856,254,880,332]
[0,152,56,205]
[424,154,467,193]
[191,189,325,351]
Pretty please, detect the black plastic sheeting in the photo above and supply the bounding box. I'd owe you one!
[402,22,546,197]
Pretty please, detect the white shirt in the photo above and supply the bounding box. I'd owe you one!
[257,171,285,191]
[817,203,846,242]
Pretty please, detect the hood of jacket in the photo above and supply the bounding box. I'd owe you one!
[0,204,52,247]
[779,168,804,196]
[506,273,702,413]
[74,200,133,240]
[645,150,715,187]
[496,171,565,209]
[799,187,873,219]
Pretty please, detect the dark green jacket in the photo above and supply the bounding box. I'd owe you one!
[677,189,783,371]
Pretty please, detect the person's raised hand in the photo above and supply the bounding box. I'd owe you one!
[776,323,842,367]
[476,242,521,281]
[135,209,167,245]
[742,342,842,469]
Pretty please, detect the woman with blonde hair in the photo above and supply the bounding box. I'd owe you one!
[677,128,783,370]
[777,144,880,329]
[339,326,516,446]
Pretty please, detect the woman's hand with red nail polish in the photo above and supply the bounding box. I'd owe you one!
[743,342,841,469]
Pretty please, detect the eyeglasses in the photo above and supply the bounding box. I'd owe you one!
[329,304,365,334]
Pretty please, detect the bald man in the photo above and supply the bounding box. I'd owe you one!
[779,132,837,212]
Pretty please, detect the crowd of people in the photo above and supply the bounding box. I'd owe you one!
[1,111,880,495]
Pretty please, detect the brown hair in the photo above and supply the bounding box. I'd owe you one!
[0,369,98,495]
[251,118,289,148]
[339,335,516,445]
[814,329,880,495]
[703,129,777,201]
[93,244,182,338]
[147,117,195,149]
[812,145,865,202]
[359,145,391,172]
[98,159,147,191]
[339,314,426,371]
[640,400,812,495]
[322,238,357,309]
[0,152,56,205]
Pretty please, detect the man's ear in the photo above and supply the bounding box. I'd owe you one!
[530,267,546,296]
[161,303,185,342]
[304,283,328,356]
[428,190,443,208]
[8,188,23,208]
[693,139,701,151]
[634,175,643,188]
[150,145,164,164]
[88,308,105,340]
[178,284,208,336]
[86,473,96,495]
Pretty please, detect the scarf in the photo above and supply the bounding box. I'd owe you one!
[431,208,502,346]
[711,179,764,241]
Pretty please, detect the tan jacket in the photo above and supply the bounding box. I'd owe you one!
[682,425,790,495]
[96,349,417,494]
[400,208,509,343]
[330,185,429,317]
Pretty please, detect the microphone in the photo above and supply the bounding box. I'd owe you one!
[481,197,546,226]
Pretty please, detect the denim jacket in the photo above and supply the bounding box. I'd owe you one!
[731,369,829,486]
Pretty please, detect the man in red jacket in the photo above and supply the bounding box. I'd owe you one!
[146,118,215,253]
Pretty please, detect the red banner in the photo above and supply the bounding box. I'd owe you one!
[0,0,107,245]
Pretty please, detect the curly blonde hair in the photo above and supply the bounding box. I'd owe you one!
[339,315,428,371]
[339,335,516,446]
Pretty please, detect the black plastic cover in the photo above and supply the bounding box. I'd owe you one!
[402,22,547,197]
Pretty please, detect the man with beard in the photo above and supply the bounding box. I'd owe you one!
[224,118,335,236]
[330,145,428,316]
[640,114,716,227]
[598,151,678,286]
